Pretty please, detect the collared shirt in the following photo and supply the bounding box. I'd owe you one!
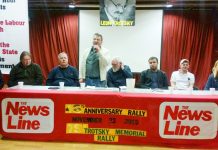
[86,48,100,78]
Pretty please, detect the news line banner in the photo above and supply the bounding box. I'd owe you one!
[0,0,29,74]
[1,91,218,148]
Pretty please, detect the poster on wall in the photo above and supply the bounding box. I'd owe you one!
[100,0,136,26]
[0,0,29,74]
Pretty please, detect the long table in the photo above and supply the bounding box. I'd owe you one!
[1,86,218,148]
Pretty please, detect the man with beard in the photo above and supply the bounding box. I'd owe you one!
[140,57,168,89]
[107,57,132,87]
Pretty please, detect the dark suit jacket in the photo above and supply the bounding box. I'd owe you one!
[140,69,168,89]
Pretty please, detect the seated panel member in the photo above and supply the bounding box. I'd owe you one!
[0,70,3,89]
[8,51,43,87]
[107,57,132,87]
[170,59,195,90]
[204,60,218,90]
[46,52,79,87]
[140,57,168,89]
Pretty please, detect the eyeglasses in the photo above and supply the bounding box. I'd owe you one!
[110,0,127,10]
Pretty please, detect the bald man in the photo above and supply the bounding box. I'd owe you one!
[46,52,79,87]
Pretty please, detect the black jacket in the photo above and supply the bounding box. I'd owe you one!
[8,62,43,87]
[140,69,168,89]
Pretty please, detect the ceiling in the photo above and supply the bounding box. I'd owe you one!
[28,0,218,9]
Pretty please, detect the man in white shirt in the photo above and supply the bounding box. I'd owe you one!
[170,59,195,90]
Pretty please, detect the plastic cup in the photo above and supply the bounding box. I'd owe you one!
[59,82,64,89]
[210,88,215,95]
[18,82,24,88]
[188,87,193,95]
[126,78,135,92]
[80,83,85,89]
[168,86,173,94]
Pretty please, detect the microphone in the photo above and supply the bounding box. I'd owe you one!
[93,46,97,52]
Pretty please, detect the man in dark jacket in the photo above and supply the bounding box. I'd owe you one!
[107,57,133,87]
[46,52,79,87]
[140,57,168,89]
[8,51,43,87]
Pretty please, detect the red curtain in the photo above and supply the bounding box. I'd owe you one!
[161,11,214,89]
[29,11,78,82]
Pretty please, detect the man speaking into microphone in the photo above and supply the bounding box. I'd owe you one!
[79,33,110,87]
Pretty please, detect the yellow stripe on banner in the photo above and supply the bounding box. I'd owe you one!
[94,135,119,142]
[65,104,147,117]
[66,123,146,137]
[66,123,88,134]
[65,104,85,114]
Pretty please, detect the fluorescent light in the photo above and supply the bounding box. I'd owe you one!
[166,4,173,8]
[69,4,75,8]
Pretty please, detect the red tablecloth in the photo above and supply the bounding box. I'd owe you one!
[1,89,218,148]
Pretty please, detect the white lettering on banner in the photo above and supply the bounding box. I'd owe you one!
[1,98,54,133]
[159,102,218,139]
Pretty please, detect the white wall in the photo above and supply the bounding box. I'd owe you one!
[0,0,29,74]
[79,10,163,72]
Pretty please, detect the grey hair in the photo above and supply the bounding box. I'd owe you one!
[20,51,31,61]
[112,57,122,63]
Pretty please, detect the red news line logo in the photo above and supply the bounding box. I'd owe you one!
[163,105,212,136]
[6,101,50,130]
[159,102,217,139]
[2,98,54,133]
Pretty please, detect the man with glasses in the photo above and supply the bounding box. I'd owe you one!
[170,59,195,90]
[100,0,135,23]
[140,57,168,89]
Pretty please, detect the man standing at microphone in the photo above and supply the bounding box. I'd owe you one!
[79,33,110,87]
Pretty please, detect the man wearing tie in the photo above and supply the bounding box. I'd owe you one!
[79,33,110,87]
[170,59,195,90]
